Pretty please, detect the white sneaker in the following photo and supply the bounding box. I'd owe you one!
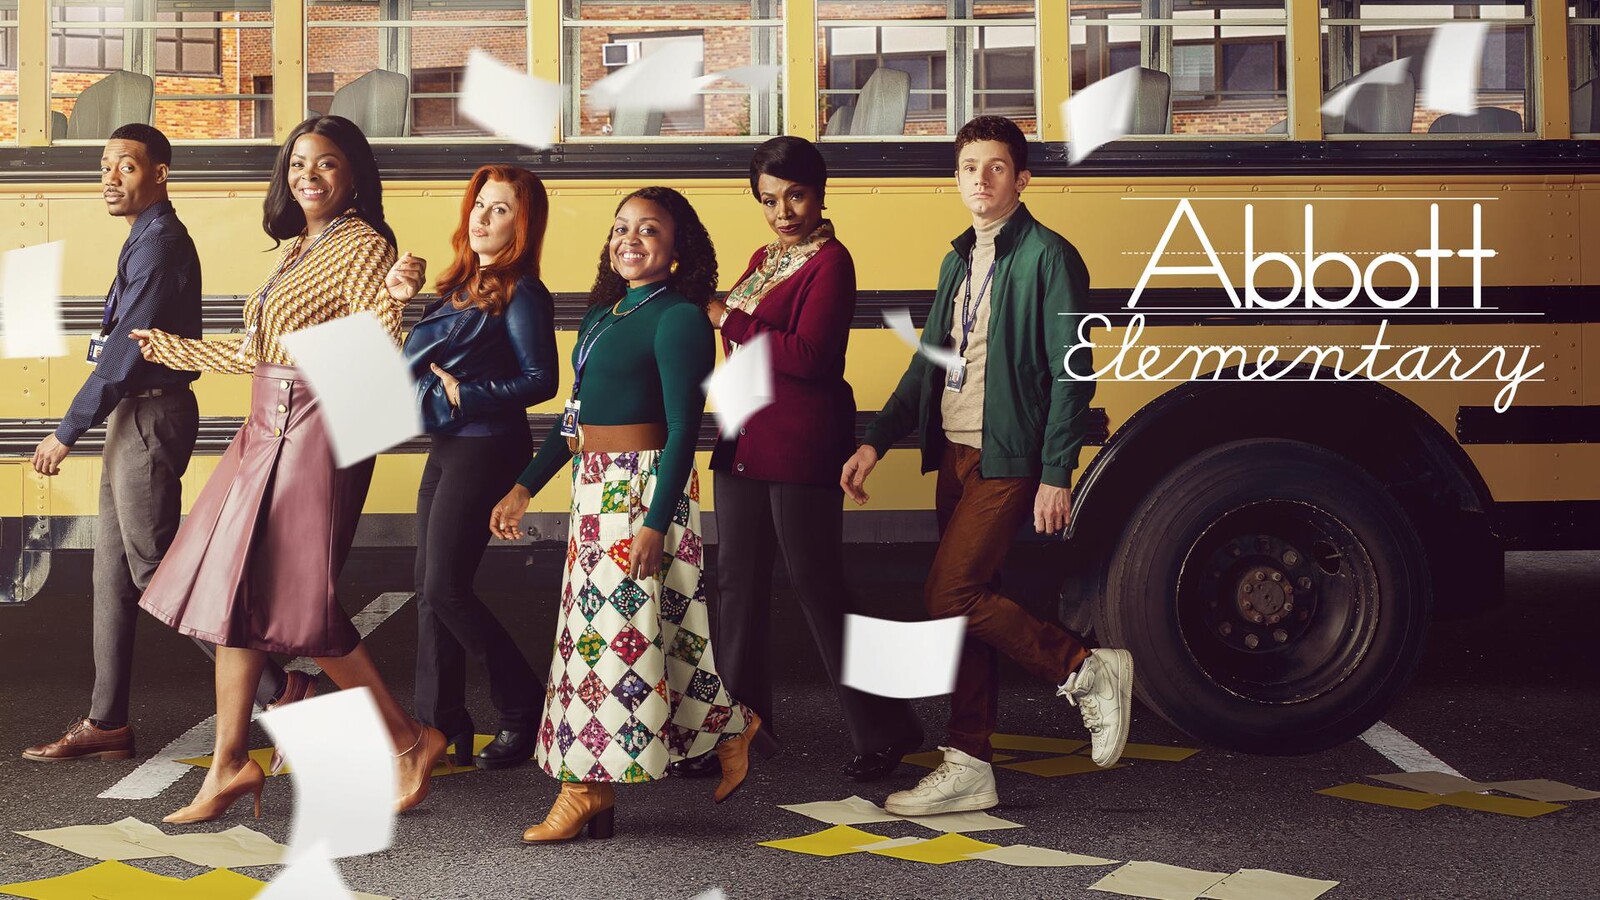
[882,746,999,816]
[1059,648,1134,767]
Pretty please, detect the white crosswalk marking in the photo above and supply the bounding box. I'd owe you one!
[1359,720,1466,777]
[98,592,413,801]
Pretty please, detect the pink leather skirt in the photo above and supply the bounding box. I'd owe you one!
[139,363,371,656]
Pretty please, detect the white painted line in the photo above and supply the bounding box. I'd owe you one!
[1359,720,1466,777]
[100,592,414,801]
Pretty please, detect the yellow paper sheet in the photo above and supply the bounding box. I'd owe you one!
[174,868,393,900]
[757,825,893,858]
[865,832,1000,865]
[13,818,169,861]
[0,860,187,900]
[904,750,1014,769]
[1116,743,1201,763]
[1316,783,1442,810]
[1090,861,1230,900]
[1202,868,1341,900]
[1437,791,1566,818]
[1002,755,1120,778]
[180,734,492,778]
[131,824,287,868]
[989,733,1088,754]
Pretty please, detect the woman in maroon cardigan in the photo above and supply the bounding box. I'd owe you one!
[669,137,924,784]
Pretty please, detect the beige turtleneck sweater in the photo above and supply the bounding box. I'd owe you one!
[941,203,1017,449]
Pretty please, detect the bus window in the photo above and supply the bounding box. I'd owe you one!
[1320,1,1535,136]
[1,5,15,144]
[1573,1,1599,134]
[562,0,783,139]
[307,0,528,140]
[818,0,1037,139]
[47,1,273,143]
[1069,1,1289,137]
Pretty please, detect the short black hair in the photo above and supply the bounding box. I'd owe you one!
[108,123,172,168]
[748,136,828,204]
[955,115,1028,173]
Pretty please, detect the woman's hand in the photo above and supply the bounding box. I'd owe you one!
[384,252,427,303]
[127,329,158,362]
[706,298,729,329]
[430,363,461,408]
[489,484,532,540]
[629,526,666,581]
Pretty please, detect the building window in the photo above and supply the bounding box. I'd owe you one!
[1571,0,1600,133]
[156,12,221,77]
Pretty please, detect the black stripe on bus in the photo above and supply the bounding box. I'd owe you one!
[1456,405,1600,444]
[6,139,1598,185]
[1493,501,1600,551]
[0,409,1113,457]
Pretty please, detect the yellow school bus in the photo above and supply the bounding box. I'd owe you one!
[1,0,1595,753]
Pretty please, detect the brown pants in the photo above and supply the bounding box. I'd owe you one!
[930,440,1092,762]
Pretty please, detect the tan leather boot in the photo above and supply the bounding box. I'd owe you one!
[713,712,762,803]
[521,783,616,843]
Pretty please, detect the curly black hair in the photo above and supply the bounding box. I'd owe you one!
[589,186,718,310]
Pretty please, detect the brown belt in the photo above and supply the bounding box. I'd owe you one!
[566,422,668,454]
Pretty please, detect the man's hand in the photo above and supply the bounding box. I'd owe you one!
[1034,483,1072,535]
[841,444,880,505]
[32,435,70,476]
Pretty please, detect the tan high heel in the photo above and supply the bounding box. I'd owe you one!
[394,721,447,814]
[521,783,616,843]
[713,711,762,803]
[165,759,266,825]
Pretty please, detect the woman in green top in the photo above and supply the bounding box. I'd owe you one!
[490,187,762,844]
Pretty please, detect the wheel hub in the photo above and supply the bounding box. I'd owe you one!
[1205,534,1319,654]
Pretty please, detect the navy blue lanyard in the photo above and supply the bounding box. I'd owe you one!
[570,285,668,398]
[959,256,997,355]
[100,211,163,336]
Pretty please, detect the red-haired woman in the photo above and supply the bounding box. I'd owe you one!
[399,165,559,770]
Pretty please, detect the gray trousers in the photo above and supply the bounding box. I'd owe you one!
[89,390,286,724]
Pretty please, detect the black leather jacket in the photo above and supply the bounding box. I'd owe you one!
[402,275,559,435]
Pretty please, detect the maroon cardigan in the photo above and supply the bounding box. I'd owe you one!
[708,236,858,488]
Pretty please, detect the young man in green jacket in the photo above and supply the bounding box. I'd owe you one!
[841,115,1133,815]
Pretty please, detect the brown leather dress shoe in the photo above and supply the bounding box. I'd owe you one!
[521,783,615,843]
[22,719,134,762]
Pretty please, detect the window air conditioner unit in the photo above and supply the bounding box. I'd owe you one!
[602,42,640,67]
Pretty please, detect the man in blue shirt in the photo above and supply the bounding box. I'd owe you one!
[23,124,308,763]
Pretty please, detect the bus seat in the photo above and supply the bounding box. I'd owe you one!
[1427,107,1523,134]
[849,67,910,136]
[1574,79,1597,133]
[1132,67,1172,134]
[50,111,68,140]
[1325,71,1415,134]
[328,69,411,138]
[65,70,154,140]
[610,104,664,137]
[824,104,854,136]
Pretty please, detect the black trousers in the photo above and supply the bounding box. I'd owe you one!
[413,429,541,736]
[710,471,923,755]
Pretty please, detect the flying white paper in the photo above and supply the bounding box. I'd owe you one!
[883,308,963,373]
[1064,67,1140,164]
[703,333,774,438]
[458,49,561,150]
[841,614,967,699]
[589,40,705,114]
[1423,21,1490,115]
[1322,58,1411,118]
[278,311,420,468]
[257,843,357,900]
[697,65,781,93]
[0,241,67,358]
[257,689,396,862]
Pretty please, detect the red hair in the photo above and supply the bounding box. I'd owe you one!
[435,165,548,315]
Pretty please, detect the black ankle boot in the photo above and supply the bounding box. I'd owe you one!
[475,729,536,770]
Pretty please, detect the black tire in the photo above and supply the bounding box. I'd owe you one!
[1098,439,1431,755]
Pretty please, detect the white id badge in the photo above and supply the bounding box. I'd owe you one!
[559,399,581,438]
[87,335,108,365]
[943,358,967,393]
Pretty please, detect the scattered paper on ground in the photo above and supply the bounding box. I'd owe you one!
[841,614,966,699]
[905,750,1013,769]
[1090,861,1230,900]
[882,308,963,373]
[181,734,489,779]
[0,241,67,358]
[989,734,1087,755]
[257,842,358,900]
[1370,771,1487,795]
[688,889,729,900]
[458,50,560,150]
[130,824,287,869]
[1064,67,1140,163]
[0,860,187,900]
[1481,779,1600,802]
[1002,755,1118,778]
[1322,58,1410,118]
[704,333,773,438]
[1437,791,1566,818]
[14,817,168,861]
[757,825,892,858]
[1202,868,1340,900]
[858,836,927,852]
[184,867,390,900]
[257,688,396,861]
[1317,783,1443,811]
[277,312,420,468]
[1422,21,1489,115]
[1118,743,1200,763]
[965,844,1120,868]
[865,832,1000,865]
[776,795,901,827]
[897,809,1023,834]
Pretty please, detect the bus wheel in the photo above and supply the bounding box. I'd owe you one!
[1098,439,1431,755]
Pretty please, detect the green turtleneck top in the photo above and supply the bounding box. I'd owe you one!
[515,281,714,533]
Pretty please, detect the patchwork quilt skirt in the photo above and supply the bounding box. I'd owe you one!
[535,449,752,783]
